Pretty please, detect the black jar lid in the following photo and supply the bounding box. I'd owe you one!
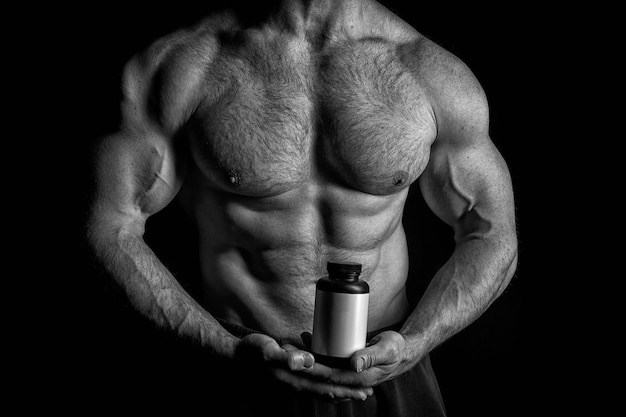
[327,262,362,279]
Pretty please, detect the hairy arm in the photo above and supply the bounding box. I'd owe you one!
[85,49,240,358]
[398,41,518,367]
[87,137,239,358]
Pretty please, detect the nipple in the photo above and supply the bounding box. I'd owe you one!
[227,169,242,187]
[392,171,409,187]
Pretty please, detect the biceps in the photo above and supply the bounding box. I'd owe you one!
[418,139,515,242]
[91,130,183,229]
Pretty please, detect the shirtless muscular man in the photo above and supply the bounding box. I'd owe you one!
[86,1,517,415]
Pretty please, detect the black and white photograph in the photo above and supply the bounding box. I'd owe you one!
[33,1,597,415]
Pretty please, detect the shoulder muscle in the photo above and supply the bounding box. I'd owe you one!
[120,15,230,135]
[400,37,489,144]
[90,16,233,228]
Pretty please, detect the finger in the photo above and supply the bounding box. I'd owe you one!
[274,369,374,401]
[282,344,315,370]
[243,333,290,364]
[240,334,317,372]
[351,331,405,372]
[297,361,365,387]
[261,340,311,371]
[297,360,332,379]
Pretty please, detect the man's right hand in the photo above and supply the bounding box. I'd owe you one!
[234,333,373,401]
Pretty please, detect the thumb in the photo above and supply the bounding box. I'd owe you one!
[240,333,287,362]
[350,331,405,372]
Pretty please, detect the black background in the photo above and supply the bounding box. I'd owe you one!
[37,1,586,415]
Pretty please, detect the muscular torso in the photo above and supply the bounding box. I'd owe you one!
[153,7,437,339]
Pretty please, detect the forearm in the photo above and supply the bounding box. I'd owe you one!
[399,236,517,367]
[88,222,237,359]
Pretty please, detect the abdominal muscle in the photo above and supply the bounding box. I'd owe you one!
[185,180,412,342]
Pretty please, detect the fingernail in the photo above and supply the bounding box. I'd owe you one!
[304,354,314,368]
[357,357,365,372]
[290,355,303,369]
